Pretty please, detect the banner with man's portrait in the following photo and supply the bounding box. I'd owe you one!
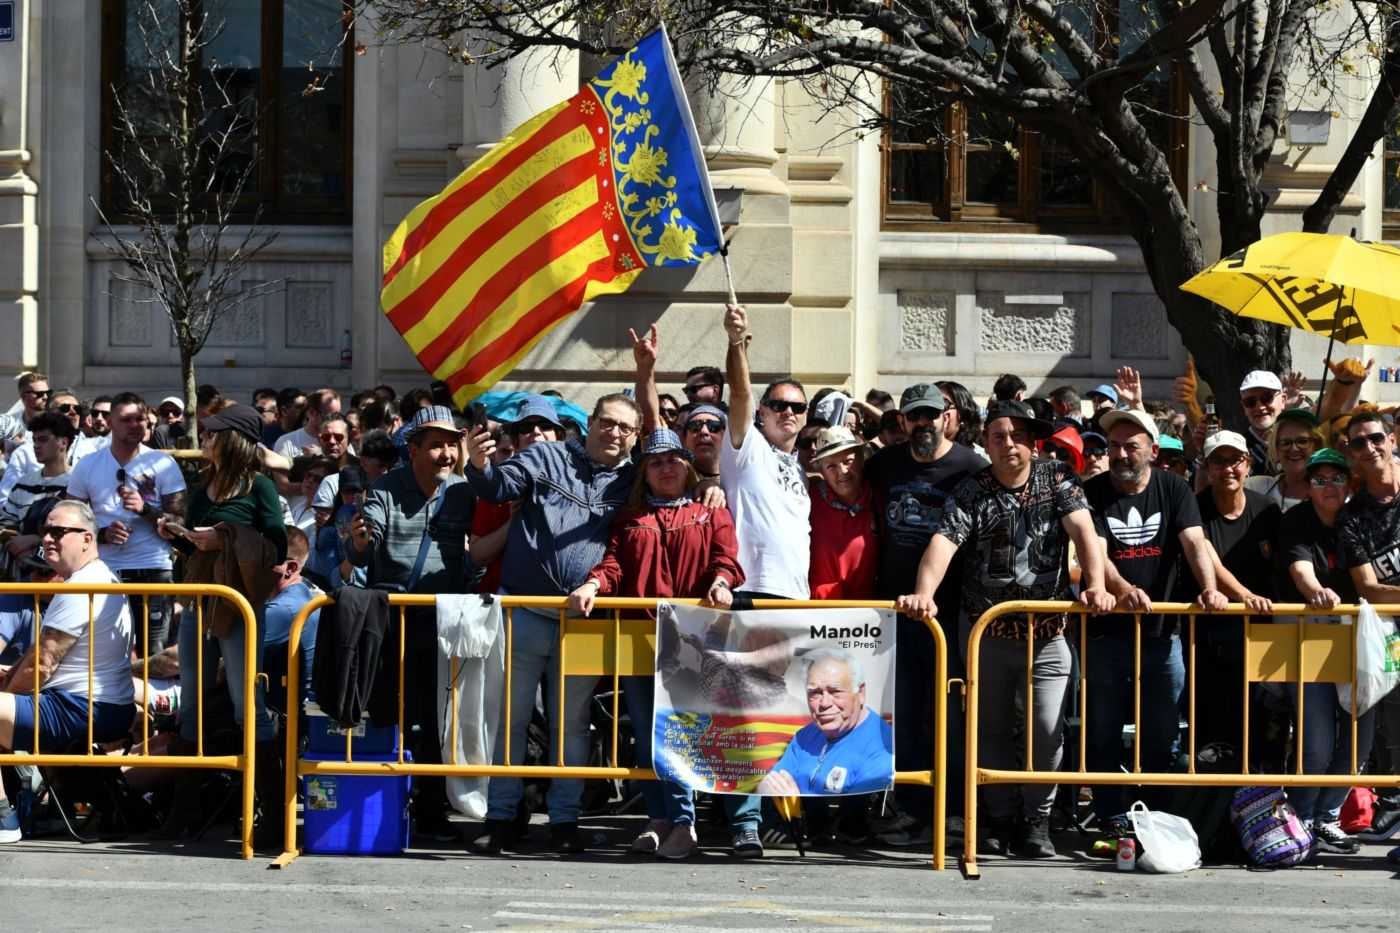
[652,602,896,796]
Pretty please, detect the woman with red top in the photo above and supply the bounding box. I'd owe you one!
[569,428,743,860]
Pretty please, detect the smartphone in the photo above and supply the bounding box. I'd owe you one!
[470,402,489,433]
[162,520,190,538]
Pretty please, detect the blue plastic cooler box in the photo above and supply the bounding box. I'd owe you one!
[301,751,411,855]
[304,701,399,755]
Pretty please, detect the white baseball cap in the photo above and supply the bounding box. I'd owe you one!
[158,396,185,412]
[1098,408,1159,442]
[1203,430,1250,459]
[1239,371,1282,393]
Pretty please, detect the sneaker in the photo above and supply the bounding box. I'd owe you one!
[732,827,764,858]
[869,798,918,836]
[945,815,966,840]
[876,822,932,847]
[470,818,522,854]
[981,816,1015,856]
[759,823,799,849]
[0,802,20,844]
[1313,820,1359,855]
[1015,816,1057,859]
[412,807,459,843]
[629,819,671,854]
[550,821,586,855]
[656,823,698,860]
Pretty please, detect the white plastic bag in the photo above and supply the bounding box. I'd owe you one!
[1129,800,1201,873]
[1338,600,1400,716]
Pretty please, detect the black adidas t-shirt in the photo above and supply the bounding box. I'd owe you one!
[1084,469,1201,637]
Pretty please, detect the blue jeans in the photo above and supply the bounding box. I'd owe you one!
[1285,682,1377,822]
[177,600,277,743]
[1085,634,1185,820]
[485,606,594,825]
[621,674,695,825]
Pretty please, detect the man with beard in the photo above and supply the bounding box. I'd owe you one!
[899,400,1113,857]
[863,383,985,845]
[1082,409,1227,835]
[1237,371,1285,474]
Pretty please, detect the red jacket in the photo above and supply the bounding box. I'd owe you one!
[589,501,744,600]
[808,479,879,600]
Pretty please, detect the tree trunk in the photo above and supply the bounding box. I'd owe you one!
[180,343,198,449]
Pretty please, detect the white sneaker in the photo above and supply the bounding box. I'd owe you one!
[657,823,698,859]
[1313,820,1359,854]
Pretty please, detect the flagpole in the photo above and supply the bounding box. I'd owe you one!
[721,252,737,306]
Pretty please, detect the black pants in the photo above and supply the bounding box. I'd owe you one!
[119,567,175,657]
[402,605,447,815]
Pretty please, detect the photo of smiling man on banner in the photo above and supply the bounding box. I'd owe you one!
[653,602,895,796]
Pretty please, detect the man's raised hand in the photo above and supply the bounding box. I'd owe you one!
[630,324,659,371]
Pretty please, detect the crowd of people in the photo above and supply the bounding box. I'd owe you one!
[0,328,1398,866]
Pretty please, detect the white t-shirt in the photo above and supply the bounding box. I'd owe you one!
[0,435,112,511]
[70,433,111,464]
[41,559,135,703]
[719,424,811,599]
[66,445,187,571]
[274,427,320,461]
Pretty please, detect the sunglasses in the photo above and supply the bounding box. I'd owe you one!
[1207,454,1247,469]
[55,403,79,414]
[117,468,127,487]
[1242,392,1278,409]
[763,399,808,415]
[1042,444,1072,459]
[23,388,50,397]
[685,419,724,435]
[1157,454,1187,467]
[255,406,276,416]
[41,525,87,541]
[1309,473,1349,488]
[796,436,820,450]
[682,382,718,396]
[659,408,678,419]
[1348,432,1389,451]
[903,407,943,422]
[514,418,556,434]
[1277,437,1314,451]
[92,409,111,419]
[1084,447,1108,457]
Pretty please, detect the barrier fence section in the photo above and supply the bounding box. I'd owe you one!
[961,600,1400,879]
[0,582,260,859]
[275,596,948,869]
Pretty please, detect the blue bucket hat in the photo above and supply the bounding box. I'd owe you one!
[641,428,692,461]
[514,394,564,429]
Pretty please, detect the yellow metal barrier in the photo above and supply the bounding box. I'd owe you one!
[274,596,948,869]
[0,582,260,859]
[961,600,1400,879]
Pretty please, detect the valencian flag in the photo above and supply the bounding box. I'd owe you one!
[381,28,724,406]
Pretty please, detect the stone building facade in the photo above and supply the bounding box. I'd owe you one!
[0,1,1388,408]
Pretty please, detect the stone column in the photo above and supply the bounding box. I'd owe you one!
[459,45,578,166]
[0,0,40,374]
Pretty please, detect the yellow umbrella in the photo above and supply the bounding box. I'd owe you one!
[1180,232,1400,393]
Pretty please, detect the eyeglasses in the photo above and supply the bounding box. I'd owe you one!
[1348,432,1389,451]
[255,406,276,416]
[682,382,718,396]
[1207,454,1247,469]
[1310,473,1349,488]
[763,399,808,415]
[41,525,87,542]
[1242,392,1278,409]
[685,419,723,435]
[593,416,637,436]
[1277,437,1315,451]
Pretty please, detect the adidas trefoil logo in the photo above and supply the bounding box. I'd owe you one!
[1107,507,1161,546]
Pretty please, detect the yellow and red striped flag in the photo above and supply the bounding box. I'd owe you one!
[381,28,724,406]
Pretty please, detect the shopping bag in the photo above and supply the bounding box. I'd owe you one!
[1337,600,1400,716]
[1129,800,1201,873]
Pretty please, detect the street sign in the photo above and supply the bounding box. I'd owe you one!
[0,2,14,42]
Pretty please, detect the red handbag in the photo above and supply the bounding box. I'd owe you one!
[1340,786,1376,834]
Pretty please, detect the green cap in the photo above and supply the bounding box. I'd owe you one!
[1277,407,1321,427]
[1157,435,1184,453]
[1305,448,1350,475]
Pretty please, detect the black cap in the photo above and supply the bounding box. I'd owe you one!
[985,399,1055,440]
[339,463,370,494]
[898,383,947,416]
[199,404,264,444]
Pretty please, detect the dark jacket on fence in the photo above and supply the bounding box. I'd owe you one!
[310,586,400,728]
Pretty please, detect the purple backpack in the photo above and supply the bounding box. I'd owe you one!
[1230,786,1315,867]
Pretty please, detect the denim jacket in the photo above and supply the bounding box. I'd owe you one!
[466,436,636,596]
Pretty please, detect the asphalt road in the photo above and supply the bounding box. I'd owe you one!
[2,818,1397,932]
